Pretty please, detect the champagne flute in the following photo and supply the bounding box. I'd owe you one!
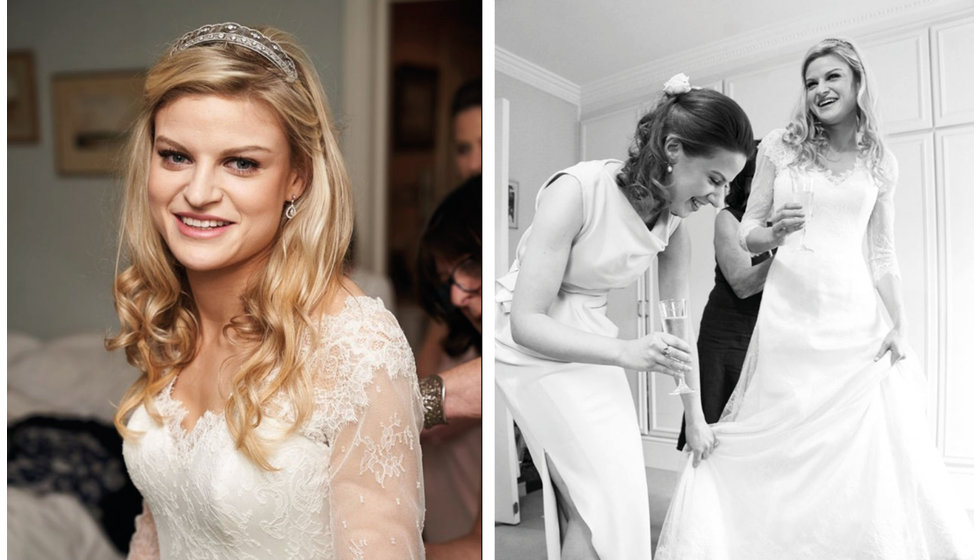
[790,172,815,252]
[658,298,695,395]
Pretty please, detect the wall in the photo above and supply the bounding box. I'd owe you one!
[7,0,345,339]
[495,73,580,263]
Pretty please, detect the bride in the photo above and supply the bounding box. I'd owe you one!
[655,38,975,559]
[109,23,424,559]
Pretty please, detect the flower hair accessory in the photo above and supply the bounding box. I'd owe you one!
[170,22,298,82]
[663,73,695,96]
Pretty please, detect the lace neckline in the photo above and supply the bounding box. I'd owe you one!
[159,294,383,443]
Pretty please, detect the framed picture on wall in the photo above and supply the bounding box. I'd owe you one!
[392,65,438,151]
[52,70,144,175]
[8,51,39,143]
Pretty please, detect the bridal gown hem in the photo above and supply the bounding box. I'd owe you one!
[123,296,425,560]
[496,160,681,559]
[655,129,975,560]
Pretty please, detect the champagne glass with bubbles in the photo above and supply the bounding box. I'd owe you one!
[790,170,815,252]
[659,298,695,395]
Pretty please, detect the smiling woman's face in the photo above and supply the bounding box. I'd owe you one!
[805,54,858,127]
[148,94,303,278]
[665,145,746,218]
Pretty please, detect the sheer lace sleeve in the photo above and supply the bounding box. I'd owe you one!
[739,129,784,252]
[867,150,901,283]
[126,502,159,560]
[314,298,425,560]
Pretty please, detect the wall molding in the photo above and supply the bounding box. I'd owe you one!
[495,46,581,107]
[573,0,972,117]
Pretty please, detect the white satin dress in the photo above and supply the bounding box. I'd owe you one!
[655,130,975,559]
[123,297,425,560]
[497,160,681,559]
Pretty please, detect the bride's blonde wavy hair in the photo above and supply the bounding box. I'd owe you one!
[107,25,353,470]
[783,38,888,187]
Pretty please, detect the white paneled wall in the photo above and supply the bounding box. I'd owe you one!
[863,30,933,133]
[931,20,974,126]
[935,125,974,462]
[724,61,799,138]
[577,15,974,494]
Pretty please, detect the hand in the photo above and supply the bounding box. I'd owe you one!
[770,203,806,245]
[618,333,692,379]
[683,420,718,468]
[874,328,907,366]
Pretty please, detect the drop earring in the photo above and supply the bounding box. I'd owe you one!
[285,196,298,220]
[667,164,673,174]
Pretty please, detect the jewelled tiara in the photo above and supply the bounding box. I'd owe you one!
[170,22,298,82]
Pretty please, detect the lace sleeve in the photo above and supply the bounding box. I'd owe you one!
[738,129,782,252]
[867,150,901,283]
[126,502,159,560]
[321,300,425,560]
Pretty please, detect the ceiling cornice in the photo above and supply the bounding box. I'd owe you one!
[496,46,581,106]
[495,0,972,118]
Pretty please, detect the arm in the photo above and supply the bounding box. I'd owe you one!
[741,136,805,254]
[658,223,715,466]
[420,357,481,443]
[126,502,160,560]
[329,321,425,559]
[510,175,690,377]
[441,357,481,421]
[715,210,772,299]
[868,155,908,364]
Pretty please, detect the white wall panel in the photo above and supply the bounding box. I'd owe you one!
[724,61,799,139]
[886,132,939,429]
[931,20,974,127]
[935,125,975,460]
[863,31,933,133]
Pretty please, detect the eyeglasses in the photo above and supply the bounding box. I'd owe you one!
[435,256,481,310]
[446,257,481,294]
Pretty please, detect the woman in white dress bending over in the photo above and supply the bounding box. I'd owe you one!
[656,38,974,559]
[107,23,424,559]
[496,77,755,559]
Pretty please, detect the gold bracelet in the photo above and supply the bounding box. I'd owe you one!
[420,374,447,429]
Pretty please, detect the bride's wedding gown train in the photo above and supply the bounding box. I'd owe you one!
[655,130,975,559]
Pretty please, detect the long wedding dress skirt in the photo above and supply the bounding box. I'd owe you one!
[656,131,975,559]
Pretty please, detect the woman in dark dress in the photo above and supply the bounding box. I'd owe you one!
[677,147,773,450]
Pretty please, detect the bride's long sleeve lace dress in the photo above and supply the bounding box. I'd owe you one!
[122,296,425,560]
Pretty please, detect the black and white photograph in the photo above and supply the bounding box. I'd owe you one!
[493,0,975,558]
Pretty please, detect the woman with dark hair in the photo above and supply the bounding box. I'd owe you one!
[675,143,773,451]
[656,38,973,559]
[496,75,755,559]
[416,174,482,560]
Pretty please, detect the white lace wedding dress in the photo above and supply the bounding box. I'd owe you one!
[122,296,425,560]
[655,130,975,559]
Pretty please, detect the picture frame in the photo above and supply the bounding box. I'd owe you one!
[508,180,519,229]
[8,51,40,143]
[392,65,438,151]
[52,70,144,175]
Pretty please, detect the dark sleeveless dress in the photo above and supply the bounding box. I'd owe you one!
[676,207,772,450]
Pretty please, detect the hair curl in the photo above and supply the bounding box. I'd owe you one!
[617,87,755,222]
[106,25,354,470]
[783,38,888,187]
[417,175,482,357]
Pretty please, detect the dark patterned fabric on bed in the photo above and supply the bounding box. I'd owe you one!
[8,415,141,553]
